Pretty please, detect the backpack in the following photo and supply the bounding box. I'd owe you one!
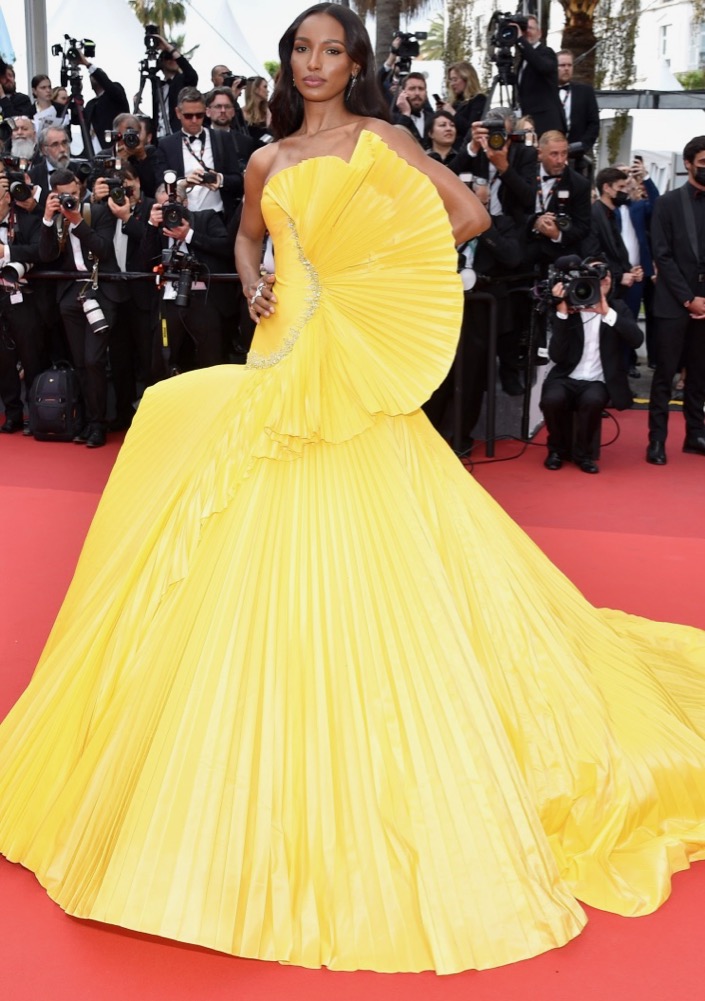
[28,362,84,442]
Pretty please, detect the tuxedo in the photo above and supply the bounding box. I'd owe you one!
[0,207,47,424]
[38,202,122,429]
[541,300,642,462]
[0,89,33,120]
[141,208,236,372]
[559,81,599,152]
[83,68,130,152]
[449,141,537,224]
[152,57,199,135]
[515,39,566,138]
[590,200,632,288]
[395,109,435,149]
[648,182,705,443]
[526,166,592,268]
[154,129,243,222]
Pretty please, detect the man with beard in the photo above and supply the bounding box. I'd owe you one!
[10,117,39,165]
[394,73,434,149]
[29,125,72,207]
[0,61,33,120]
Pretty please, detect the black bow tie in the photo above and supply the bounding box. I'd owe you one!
[560,83,571,91]
[542,175,556,182]
[185,131,206,145]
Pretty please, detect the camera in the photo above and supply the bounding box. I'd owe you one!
[104,128,141,150]
[535,258,606,311]
[201,170,218,185]
[488,11,529,49]
[82,296,109,335]
[479,119,529,151]
[109,184,134,207]
[58,192,79,211]
[161,169,187,229]
[144,25,160,54]
[2,156,33,202]
[1,261,32,284]
[51,35,95,62]
[391,30,428,72]
[222,73,245,89]
[160,248,205,308]
[68,158,93,184]
[552,187,572,232]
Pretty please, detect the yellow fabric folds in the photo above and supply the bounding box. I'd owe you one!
[1,132,705,974]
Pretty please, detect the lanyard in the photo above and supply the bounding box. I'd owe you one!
[536,171,557,214]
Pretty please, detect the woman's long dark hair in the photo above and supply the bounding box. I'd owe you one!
[270,3,390,139]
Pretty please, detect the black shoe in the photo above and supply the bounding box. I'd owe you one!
[683,435,705,456]
[579,459,599,474]
[0,416,25,434]
[544,451,563,470]
[85,428,106,448]
[500,372,525,397]
[72,426,91,444]
[646,441,667,465]
[22,424,32,436]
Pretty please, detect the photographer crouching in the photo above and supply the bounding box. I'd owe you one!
[539,258,643,474]
[141,172,236,373]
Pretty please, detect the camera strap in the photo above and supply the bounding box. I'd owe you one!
[183,134,210,173]
[536,170,558,214]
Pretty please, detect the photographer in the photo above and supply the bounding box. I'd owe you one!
[423,177,524,449]
[154,87,243,224]
[210,68,247,130]
[28,125,72,208]
[0,61,33,120]
[394,73,434,149]
[38,167,122,447]
[109,112,158,198]
[141,179,236,373]
[527,130,592,269]
[150,34,199,136]
[557,50,599,164]
[513,15,566,139]
[0,161,46,434]
[73,50,129,154]
[448,108,537,224]
[540,260,642,473]
[93,163,157,429]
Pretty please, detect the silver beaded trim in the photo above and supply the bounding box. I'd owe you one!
[245,218,321,370]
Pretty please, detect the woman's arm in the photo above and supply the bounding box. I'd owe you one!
[235,146,278,323]
[366,119,490,245]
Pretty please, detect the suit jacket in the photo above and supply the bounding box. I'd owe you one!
[651,183,705,319]
[394,110,435,149]
[546,299,643,409]
[449,141,537,224]
[562,81,599,151]
[516,40,566,138]
[106,195,157,310]
[140,208,236,315]
[0,90,33,120]
[590,200,631,287]
[152,57,199,134]
[37,201,123,304]
[154,129,243,221]
[526,166,592,267]
[83,68,130,152]
[628,178,659,278]
[1,205,44,266]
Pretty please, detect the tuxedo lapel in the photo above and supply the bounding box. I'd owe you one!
[680,182,699,263]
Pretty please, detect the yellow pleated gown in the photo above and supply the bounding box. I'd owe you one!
[1,131,705,974]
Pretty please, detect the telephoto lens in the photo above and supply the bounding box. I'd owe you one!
[82,297,109,335]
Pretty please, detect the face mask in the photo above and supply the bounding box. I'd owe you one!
[694,166,705,186]
[612,190,629,207]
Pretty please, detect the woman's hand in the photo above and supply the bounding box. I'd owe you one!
[247,273,277,324]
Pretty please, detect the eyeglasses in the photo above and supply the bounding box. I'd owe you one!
[211,104,233,110]
[46,140,70,149]
[181,111,205,120]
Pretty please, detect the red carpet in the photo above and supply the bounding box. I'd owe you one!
[1,407,703,1000]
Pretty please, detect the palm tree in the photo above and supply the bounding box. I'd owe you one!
[128,0,188,52]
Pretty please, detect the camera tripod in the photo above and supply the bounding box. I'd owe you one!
[61,67,94,161]
[483,49,518,117]
[133,59,172,135]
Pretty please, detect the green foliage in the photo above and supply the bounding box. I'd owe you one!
[420,13,445,62]
[444,0,473,68]
[128,0,187,33]
[264,61,280,80]
[676,69,705,90]
[594,0,640,90]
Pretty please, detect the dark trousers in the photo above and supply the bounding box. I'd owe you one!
[0,298,49,420]
[161,295,224,373]
[59,286,116,430]
[648,313,705,442]
[540,376,608,461]
[109,301,158,422]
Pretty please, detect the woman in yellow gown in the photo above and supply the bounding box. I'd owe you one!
[1,3,705,976]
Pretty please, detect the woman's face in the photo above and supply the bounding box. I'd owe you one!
[448,70,465,97]
[291,13,360,103]
[255,79,269,100]
[430,115,456,147]
[54,88,69,105]
[34,78,52,102]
